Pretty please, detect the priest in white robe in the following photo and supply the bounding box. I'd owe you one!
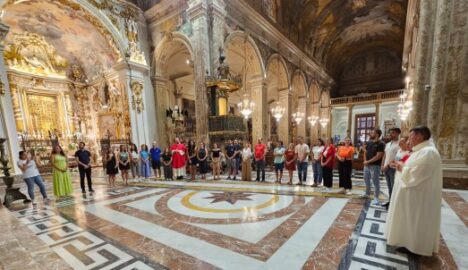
[385,126,442,256]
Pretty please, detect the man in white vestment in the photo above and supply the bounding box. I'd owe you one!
[385,126,442,256]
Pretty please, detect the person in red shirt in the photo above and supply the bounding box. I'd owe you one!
[171,137,186,179]
[254,138,267,182]
[321,137,336,191]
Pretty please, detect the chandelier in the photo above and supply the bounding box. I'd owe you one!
[271,101,285,122]
[319,118,329,128]
[398,77,413,121]
[292,111,305,124]
[238,94,255,119]
[236,37,255,119]
[308,115,319,126]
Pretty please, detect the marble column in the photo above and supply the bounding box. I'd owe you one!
[188,0,210,144]
[114,61,151,148]
[251,75,267,144]
[297,97,306,138]
[409,0,436,126]
[152,76,170,148]
[427,0,452,141]
[209,0,226,72]
[0,22,21,174]
[347,104,353,138]
[277,88,290,144]
[375,102,381,131]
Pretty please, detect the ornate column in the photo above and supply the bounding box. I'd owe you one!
[114,61,150,148]
[347,104,353,138]
[152,75,170,148]
[251,75,267,144]
[427,0,453,141]
[188,0,210,143]
[0,22,21,174]
[375,102,381,131]
[209,0,226,71]
[277,88,290,143]
[409,0,436,126]
[297,97,306,138]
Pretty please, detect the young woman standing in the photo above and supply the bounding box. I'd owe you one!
[336,137,354,194]
[50,145,73,199]
[197,142,208,180]
[161,147,173,180]
[311,139,325,187]
[18,151,48,204]
[321,138,336,192]
[211,143,221,180]
[140,144,151,179]
[106,150,119,187]
[241,143,252,181]
[118,145,130,185]
[284,143,297,185]
[129,144,140,179]
[187,140,197,180]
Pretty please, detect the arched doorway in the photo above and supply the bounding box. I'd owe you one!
[1,0,127,167]
[266,55,290,144]
[291,71,307,141]
[154,34,195,147]
[224,32,265,144]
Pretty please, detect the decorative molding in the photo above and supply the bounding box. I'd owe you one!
[131,80,144,113]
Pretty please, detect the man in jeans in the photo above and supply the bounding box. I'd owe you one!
[381,128,401,209]
[295,136,310,185]
[254,138,266,182]
[75,142,94,194]
[363,129,385,205]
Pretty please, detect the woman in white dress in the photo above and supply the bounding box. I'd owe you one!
[241,143,252,181]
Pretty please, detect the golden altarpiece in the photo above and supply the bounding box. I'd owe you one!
[4,32,131,169]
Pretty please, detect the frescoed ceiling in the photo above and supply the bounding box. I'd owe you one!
[1,0,120,81]
[279,0,407,76]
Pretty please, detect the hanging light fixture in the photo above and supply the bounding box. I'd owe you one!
[292,111,305,124]
[319,117,329,128]
[237,37,255,119]
[308,115,319,126]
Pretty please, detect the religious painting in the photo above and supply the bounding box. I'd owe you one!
[98,114,117,140]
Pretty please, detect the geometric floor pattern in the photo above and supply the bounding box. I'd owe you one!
[1,168,466,270]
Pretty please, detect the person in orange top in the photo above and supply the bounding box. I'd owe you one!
[336,137,355,195]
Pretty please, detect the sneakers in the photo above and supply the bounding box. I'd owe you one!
[345,190,353,195]
[371,198,380,206]
[311,183,318,187]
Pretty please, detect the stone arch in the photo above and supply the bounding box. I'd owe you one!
[154,32,194,77]
[265,54,291,143]
[153,32,195,146]
[291,70,308,139]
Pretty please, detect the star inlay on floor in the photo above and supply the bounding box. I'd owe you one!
[203,191,254,205]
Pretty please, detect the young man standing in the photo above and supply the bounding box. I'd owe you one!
[150,141,162,179]
[254,138,267,182]
[295,136,310,185]
[225,140,236,180]
[233,139,241,180]
[363,129,385,205]
[75,142,94,194]
[381,128,401,209]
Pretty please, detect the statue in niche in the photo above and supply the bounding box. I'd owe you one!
[176,12,193,37]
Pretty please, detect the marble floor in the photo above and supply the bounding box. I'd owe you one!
[0,168,466,270]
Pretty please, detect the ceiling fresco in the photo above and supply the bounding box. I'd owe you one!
[253,0,407,82]
[2,0,120,81]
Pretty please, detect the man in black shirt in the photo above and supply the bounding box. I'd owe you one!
[225,140,237,180]
[363,129,385,205]
[75,142,94,194]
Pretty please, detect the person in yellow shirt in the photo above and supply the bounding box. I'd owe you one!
[336,137,355,195]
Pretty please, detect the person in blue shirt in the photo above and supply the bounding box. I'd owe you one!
[140,144,151,179]
[150,141,162,179]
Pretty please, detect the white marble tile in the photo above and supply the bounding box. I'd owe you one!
[261,198,348,270]
[353,237,409,269]
[85,202,264,270]
[190,214,293,243]
[360,219,386,240]
[441,200,468,269]
[38,222,84,245]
